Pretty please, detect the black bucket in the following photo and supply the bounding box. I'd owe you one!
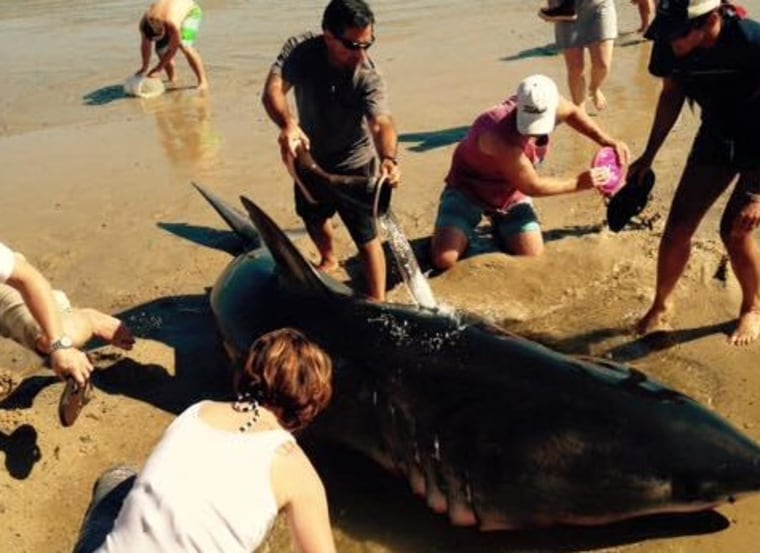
[292,150,392,216]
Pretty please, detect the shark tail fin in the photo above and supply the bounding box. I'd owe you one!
[192,182,261,250]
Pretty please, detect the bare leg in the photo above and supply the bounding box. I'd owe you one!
[305,218,339,273]
[431,226,469,270]
[56,309,135,351]
[358,238,387,301]
[164,59,176,85]
[637,162,736,334]
[720,170,760,345]
[563,47,587,111]
[500,230,544,256]
[588,40,614,111]
[634,0,654,33]
[181,46,208,91]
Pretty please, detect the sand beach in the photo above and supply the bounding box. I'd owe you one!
[1,0,760,551]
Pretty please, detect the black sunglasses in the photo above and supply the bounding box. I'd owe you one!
[335,34,375,51]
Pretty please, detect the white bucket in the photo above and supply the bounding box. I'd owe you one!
[123,75,166,99]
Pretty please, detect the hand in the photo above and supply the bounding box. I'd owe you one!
[579,167,613,191]
[609,139,631,168]
[733,197,760,235]
[50,348,93,388]
[380,158,401,188]
[278,124,310,163]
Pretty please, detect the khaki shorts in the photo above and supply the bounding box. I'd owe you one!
[0,283,72,352]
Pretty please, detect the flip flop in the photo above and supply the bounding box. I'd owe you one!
[591,146,625,198]
[58,377,92,427]
[607,169,656,232]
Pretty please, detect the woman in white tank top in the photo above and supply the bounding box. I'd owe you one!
[73,328,336,553]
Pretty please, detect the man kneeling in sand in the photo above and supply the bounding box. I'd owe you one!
[136,0,209,91]
[0,241,134,407]
[431,75,629,270]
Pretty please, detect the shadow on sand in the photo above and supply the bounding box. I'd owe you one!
[83,84,129,106]
[399,126,469,152]
[500,43,560,62]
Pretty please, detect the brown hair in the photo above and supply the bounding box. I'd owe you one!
[239,328,333,432]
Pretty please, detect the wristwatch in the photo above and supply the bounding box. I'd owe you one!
[49,335,74,353]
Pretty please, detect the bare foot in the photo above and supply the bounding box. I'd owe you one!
[635,303,673,335]
[729,310,760,346]
[314,257,339,273]
[589,88,607,112]
[83,309,135,350]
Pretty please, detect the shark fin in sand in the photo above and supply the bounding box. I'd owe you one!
[193,182,261,250]
[239,195,336,298]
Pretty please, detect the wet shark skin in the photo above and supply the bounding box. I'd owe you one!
[200,190,760,529]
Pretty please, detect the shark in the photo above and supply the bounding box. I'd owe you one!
[194,184,760,531]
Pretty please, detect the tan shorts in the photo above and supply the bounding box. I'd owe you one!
[0,283,72,352]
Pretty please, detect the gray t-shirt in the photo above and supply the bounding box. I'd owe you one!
[271,32,391,172]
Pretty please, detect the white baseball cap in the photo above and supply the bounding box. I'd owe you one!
[516,75,559,136]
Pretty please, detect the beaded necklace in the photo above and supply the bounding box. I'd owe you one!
[232,392,261,433]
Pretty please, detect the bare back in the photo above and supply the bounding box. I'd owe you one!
[147,0,196,28]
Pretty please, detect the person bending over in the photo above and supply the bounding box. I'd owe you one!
[136,0,208,90]
[262,0,401,301]
[431,75,629,270]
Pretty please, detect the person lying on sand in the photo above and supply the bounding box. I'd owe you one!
[431,74,629,270]
[0,241,134,416]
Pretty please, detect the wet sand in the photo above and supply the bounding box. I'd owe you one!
[1,1,760,551]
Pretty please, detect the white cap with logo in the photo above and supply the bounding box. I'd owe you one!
[516,75,560,136]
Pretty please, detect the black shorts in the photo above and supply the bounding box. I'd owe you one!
[294,159,378,245]
[689,126,760,171]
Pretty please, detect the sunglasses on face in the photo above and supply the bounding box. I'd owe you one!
[335,34,375,51]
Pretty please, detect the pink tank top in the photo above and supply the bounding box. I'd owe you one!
[446,97,550,212]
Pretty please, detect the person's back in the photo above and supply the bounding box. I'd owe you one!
[79,328,335,553]
[96,402,298,552]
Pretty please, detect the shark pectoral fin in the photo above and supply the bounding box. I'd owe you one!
[192,182,261,250]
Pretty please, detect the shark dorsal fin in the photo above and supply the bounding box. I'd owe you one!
[239,195,333,297]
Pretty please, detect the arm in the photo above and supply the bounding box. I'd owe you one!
[262,70,310,161]
[557,96,631,166]
[137,22,152,75]
[273,445,336,553]
[630,77,686,175]
[368,113,401,187]
[147,25,180,77]
[6,256,93,386]
[481,132,604,197]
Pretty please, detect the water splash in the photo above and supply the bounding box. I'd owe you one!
[379,209,438,310]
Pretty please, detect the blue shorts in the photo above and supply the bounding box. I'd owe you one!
[434,187,541,242]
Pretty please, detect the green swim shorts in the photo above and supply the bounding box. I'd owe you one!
[180,4,203,47]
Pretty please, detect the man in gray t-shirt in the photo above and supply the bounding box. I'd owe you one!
[262,0,401,302]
